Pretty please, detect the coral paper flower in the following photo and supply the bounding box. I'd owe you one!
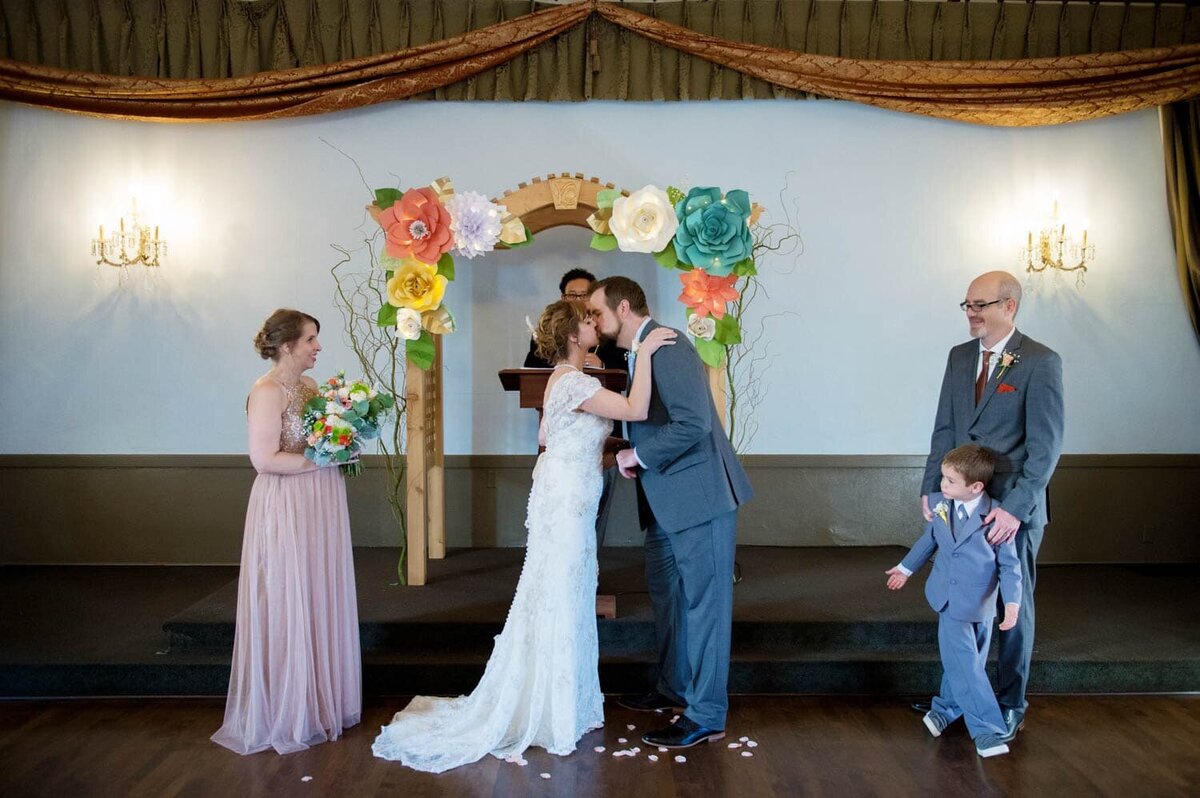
[610,185,679,254]
[379,187,454,264]
[386,258,447,313]
[678,269,740,320]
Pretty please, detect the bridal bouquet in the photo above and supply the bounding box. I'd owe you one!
[302,372,395,477]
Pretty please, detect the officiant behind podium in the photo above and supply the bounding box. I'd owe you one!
[522,269,628,550]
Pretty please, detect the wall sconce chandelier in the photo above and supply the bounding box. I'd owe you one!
[1019,200,1093,286]
[91,198,166,268]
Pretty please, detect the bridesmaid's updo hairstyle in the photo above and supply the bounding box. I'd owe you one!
[254,308,320,361]
[533,300,589,364]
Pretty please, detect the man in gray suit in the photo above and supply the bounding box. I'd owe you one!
[588,276,754,749]
[915,270,1064,742]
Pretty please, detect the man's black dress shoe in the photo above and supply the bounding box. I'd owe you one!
[615,692,684,713]
[911,701,931,714]
[998,708,1026,743]
[641,715,725,749]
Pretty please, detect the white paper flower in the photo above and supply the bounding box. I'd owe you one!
[445,190,502,259]
[396,307,423,340]
[610,185,679,254]
[687,314,716,341]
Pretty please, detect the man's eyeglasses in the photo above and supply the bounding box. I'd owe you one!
[959,299,1004,312]
[562,291,590,300]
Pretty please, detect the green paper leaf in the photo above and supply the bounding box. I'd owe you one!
[666,186,685,206]
[374,187,403,210]
[590,233,618,252]
[437,252,456,281]
[407,330,436,370]
[653,245,679,270]
[376,303,398,328]
[596,189,621,209]
[695,337,726,368]
[732,258,757,277]
[713,313,742,346]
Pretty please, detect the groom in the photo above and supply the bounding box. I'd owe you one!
[588,276,754,749]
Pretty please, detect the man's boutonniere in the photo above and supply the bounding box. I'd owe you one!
[631,337,641,356]
[996,350,1020,380]
[933,501,950,525]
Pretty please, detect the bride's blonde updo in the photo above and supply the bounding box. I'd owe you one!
[253,308,320,361]
[533,300,589,364]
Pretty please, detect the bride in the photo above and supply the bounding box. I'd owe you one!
[372,298,676,772]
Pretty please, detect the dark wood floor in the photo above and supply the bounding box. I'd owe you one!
[0,696,1197,797]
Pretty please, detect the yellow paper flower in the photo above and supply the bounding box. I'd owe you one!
[386,258,447,312]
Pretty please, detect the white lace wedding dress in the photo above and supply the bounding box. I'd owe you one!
[372,367,609,772]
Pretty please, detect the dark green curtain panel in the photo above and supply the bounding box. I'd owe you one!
[1163,100,1200,344]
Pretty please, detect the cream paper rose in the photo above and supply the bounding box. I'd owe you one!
[395,307,423,341]
[687,313,717,341]
[609,185,679,254]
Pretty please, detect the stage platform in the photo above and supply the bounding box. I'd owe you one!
[2,547,1197,698]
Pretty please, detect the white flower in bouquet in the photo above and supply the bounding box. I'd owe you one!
[445,190,502,259]
[337,387,350,400]
[610,185,679,254]
[325,400,344,416]
[687,314,717,341]
[349,389,368,403]
[396,307,423,340]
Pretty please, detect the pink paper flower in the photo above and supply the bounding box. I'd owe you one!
[379,187,454,264]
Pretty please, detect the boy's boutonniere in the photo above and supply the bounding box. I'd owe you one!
[933,501,950,525]
[995,350,1020,380]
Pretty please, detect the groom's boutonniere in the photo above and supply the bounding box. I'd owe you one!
[996,350,1021,380]
[631,338,641,356]
[933,501,950,525]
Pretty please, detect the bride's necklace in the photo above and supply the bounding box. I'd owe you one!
[553,363,580,372]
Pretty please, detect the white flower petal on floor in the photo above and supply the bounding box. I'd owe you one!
[618,737,627,744]
[540,773,551,779]
[747,740,759,748]
[648,754,659,762]
[739,736,749,742]
[626,724,636,730]
[301,776,313,782]
[658,747,668,753]
[674,755,687,763]
[741,751,754,757]
[594,746,606,753]
[728,742,741,748]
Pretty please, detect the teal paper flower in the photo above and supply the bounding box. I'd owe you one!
[672,187,754,276]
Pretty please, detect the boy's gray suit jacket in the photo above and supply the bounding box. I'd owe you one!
[900,491,1023,623]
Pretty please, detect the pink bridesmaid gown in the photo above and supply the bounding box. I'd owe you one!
[212,380,362,755]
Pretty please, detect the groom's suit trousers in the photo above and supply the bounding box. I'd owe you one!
[644,508,737,730]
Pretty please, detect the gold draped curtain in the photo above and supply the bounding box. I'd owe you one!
[0,1,1198,125]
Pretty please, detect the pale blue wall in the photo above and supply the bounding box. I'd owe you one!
[0,100,1197,454]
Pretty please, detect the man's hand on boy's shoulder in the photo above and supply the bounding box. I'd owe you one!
[985,505,1020,544]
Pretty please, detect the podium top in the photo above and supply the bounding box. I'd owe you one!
[498,368,628,410]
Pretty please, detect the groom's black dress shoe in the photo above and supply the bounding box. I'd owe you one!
[911,701,932,714]
[642,715,725,749]
[616,692,684,713]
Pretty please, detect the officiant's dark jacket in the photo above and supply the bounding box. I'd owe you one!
[628,320,754,533]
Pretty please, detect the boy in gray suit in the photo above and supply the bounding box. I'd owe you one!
[887,444,1022,758]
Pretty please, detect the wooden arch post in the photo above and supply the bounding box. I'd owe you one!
[403,173,726,585]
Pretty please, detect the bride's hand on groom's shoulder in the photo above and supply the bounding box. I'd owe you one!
[639,327,677,356]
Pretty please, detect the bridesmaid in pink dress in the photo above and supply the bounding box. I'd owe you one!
[212,308,362,755]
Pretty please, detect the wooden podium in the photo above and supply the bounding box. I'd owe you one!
[499,367,628,619]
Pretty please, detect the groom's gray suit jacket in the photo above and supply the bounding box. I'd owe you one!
[922,329,1064,530]
[628,320,754,533]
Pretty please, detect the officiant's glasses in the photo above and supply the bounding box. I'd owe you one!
[959,299,1003,312]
